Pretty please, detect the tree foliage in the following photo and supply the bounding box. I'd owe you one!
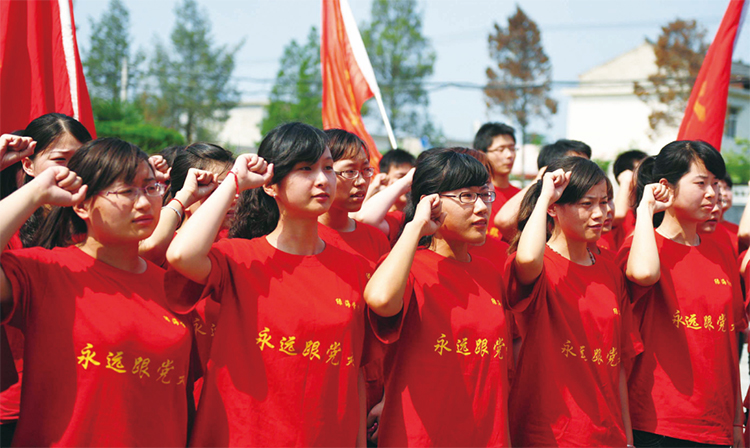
[83,0,145,102]
[361,0,437,138]
[149,0,243,141]
[485,6,557,144]
[724,139,750,184]
[260,27,322,136]
[634,19,708,136]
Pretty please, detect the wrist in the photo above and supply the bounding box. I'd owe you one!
[636,202,655,216]
[174,191,194,209]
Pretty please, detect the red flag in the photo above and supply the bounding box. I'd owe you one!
[321,0,383,170]
[0,0,96,136]
[677,0,747,150]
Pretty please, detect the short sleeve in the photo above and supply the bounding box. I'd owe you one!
[504,253,546,314]
[164,242,231,314]
[617,236,653,305]
[1,249,43,328]
[367,271,415,345]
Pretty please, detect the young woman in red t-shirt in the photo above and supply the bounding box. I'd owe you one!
[166,122,373,446]
[507,156,640,447]
[0,138,192,447]
[623,140,745,447]
[364,148,512,447]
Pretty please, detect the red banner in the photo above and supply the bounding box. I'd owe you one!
[0,0,96,136]
[677,0,747,151]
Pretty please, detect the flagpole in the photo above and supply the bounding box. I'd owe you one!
[374,94,397,150]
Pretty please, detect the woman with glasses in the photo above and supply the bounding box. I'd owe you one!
[318,129,389,263]
[364,147,511,447]
[0,138,192,446]
[507,156,641,447]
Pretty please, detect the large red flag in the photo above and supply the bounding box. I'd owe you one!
[0,0,96,136]
[677,0,747,150]
[321,0,385,170]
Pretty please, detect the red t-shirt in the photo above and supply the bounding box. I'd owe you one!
[369,249,511,447]
[468,234,510,271]
[506,248,642,447]
[717,221,740,258]
[165,237,373,447]
[1,246,191,447]
[487,184,521,241]
[1,230,23,423]
[617,232,746,444]
[603,209,636,251]
[318,221,390,263]
[384,211,406,246]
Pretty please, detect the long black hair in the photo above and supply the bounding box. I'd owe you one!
[33,138,150,249]
[634,140,725,227]
[167,142,235,203]
[511,156,607,252]
[404,147,490,247]
[229,122,328,240]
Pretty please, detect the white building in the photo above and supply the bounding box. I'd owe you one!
[564,42,750,160]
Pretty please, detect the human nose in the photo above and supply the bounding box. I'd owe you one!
[353,171,367,186]
[317,167,334,190]
[133,188,153,209]
[475,196,489,214]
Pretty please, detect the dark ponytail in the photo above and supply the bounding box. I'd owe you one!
[634,140,725,227]
[33,138,150,249]
[229,122,328,240]
[168,142,234,204]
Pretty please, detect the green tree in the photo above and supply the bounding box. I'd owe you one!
[485,6,557,181]
[724,139,750,184]
[361,0,437,138]
[149,0,243,141]
[83,0,144,102]
[260,27,322,136]
[634,19,708,137]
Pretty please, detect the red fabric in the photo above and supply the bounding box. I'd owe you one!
[321,0,381,170]
[165,237,373,447]
[602,209,636,251]
[0,231,23,422]
[0,0,95,136]
[676,0,747,150]
[368,249,511,447]
[318,221,390,263]
[617,232,745,444]
[384,210,405,246]
[718,220,740,255]
[468,234,510,271]
[505,249,642,447]
[487,184,521,241]
[0,246,190,447]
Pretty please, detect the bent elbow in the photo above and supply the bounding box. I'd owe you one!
[626,267,660,287]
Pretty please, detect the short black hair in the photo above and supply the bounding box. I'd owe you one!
[473,122,516,152]
[379,148,416,173]
[613,149,648,180]
[537,139,591,169]
[721,172,733,188]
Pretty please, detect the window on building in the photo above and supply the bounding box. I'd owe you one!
[725,107,739,138]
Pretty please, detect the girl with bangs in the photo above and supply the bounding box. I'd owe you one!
[507,156,641,447]
[364,147,512,447]
[622,141,745,448]
[166,122,373,446]
[0,138,191,447]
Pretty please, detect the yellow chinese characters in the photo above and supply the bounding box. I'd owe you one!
[132,357,151,379]
[456,338,471,356]
[561,340,577,358]
[475,338,489,357]
[434,334,452,355]
[105,351,127,373]
[77,343,101,370]
[279,336,298,356]
[326,342,342,365]
[157,359,175,384]
[256,327,275,351]
[303,340,321,360]
[673,310,730,333]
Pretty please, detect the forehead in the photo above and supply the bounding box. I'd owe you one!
[488,134,514,149]
[108,161,153,186]
[582,180,609,197]
[685,160,712,177]
[334,151,369,165]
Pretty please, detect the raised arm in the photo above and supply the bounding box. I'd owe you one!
[613,170,635,226]
[364,194,444,317]
[139,168,218,265]
[625,183,672,286]
[355,168,414,235]
[166,154,272,285]
[0,167,86,316]
[513,169,569,285]
[0,134,36,171]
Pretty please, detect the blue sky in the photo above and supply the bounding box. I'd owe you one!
[73,0,750,144]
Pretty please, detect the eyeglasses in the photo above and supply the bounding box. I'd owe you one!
[439,191,496,204]
[103,183,166,202]
[487,144,516,153]
[334,168,376,180]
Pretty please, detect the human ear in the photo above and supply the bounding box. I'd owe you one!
[73,198,93,221]
[262,183,278,198]
[547,203,558,218]
[21,157,35,177]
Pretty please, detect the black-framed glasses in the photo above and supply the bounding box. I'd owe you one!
[334,168,376,180]
[103,183,166,202]
[439,191,496,204]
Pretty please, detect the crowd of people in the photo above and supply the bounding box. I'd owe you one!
[0,113,749,447]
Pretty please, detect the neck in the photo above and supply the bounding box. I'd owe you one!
[657,209,700,245]
[588,241,601,254]
[547,230,593,266]
[77,236,145,273]
[491,172,510,189]
[430,234,471,262]
[267,213,325,256]
[318,206,356,232]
